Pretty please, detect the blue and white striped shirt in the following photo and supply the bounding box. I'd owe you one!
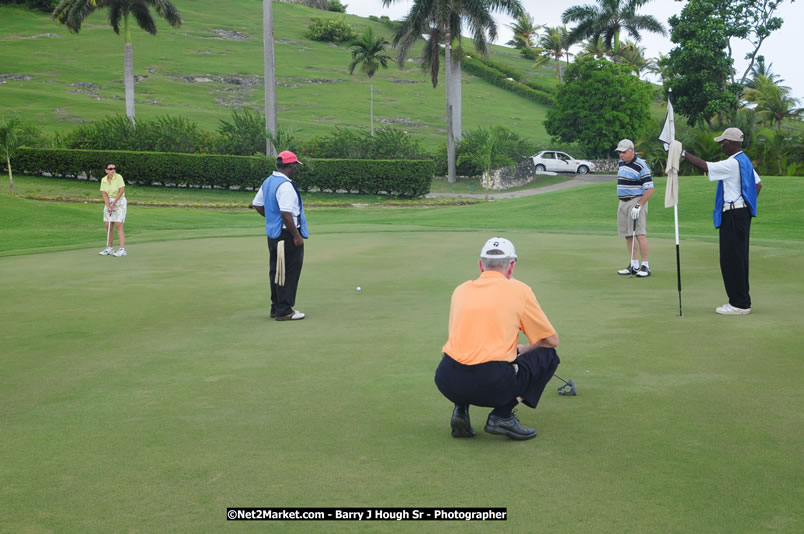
[617,156,653,200]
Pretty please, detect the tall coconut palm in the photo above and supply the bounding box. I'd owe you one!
[348,27,392,136]
[580,36,607,58]
[561,0,665,52]
[533,26,571,83]
[743,76,803,130]
[53,0,182,124]
[506,12,540,52]
[264,0,277,156]
[384,0,523,183]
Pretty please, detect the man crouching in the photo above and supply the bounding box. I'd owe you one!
[435,237,560,441]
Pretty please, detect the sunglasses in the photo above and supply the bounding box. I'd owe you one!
[106,167,116,170]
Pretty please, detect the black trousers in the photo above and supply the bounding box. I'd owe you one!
[719,208,752,309]
[267,230,304,317]
[434,348,560,411]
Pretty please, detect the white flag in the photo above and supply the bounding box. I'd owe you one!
[658,98,675,151]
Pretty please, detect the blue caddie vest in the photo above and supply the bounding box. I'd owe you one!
[260,172,309,239]
[713,152,758,229]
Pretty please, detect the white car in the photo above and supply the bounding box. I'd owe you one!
[530,151,595,174]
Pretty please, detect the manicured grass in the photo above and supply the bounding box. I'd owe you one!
[2,176,802,256]
[0,2,557,148]
[2,212,802,532]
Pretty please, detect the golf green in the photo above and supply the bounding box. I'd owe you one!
[2,229,801,532]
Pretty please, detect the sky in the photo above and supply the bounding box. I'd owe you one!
[344,0,804,102]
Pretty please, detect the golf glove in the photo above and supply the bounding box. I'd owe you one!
[631,204,641,220]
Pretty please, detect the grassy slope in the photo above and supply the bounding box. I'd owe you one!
[0,2,556,148]
[1,204,802,533]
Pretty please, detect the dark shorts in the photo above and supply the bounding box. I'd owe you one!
[434,348,560,409]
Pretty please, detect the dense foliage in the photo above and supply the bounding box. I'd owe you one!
[13,148,434,196]
[305,16,358,42]
[302,128,430,160]
[545,57,653,157]
[663,0,741,127]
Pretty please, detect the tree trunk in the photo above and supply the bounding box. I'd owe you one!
[123,16,135,125]
[263,0,277,156]
[449,51,462,141]
[445,37,456,184]
[6,155,13,195]
[370,76,374,136]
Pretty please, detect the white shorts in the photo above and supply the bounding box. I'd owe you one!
[104,197,127,223]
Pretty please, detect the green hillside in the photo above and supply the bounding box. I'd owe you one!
[0,1,561,149]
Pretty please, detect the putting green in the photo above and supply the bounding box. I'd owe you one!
[2,230,801,532]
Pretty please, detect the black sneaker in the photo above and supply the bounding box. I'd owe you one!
[636,265,651,277]
[618,265,638,275]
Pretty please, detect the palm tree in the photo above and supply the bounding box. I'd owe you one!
[506,12,541,55]
[743,76,803,130]
[264,0,277,156]
[746,55,783,88]
[561,0,665,52]
[348,28,392,136]
[53,0,182,124]
[384,0,523,183]
[579,36,607,58]
[533,26,571,83]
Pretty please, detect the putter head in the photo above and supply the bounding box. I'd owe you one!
[557,378,577,396]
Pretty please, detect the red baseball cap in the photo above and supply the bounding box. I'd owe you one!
[276,150,303,165]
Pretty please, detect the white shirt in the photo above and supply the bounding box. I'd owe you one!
[707,152,761,204]
[251,172,300,228]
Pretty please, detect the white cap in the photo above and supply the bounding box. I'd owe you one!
[480,237,517,260]
[616,139,634,152]
[714,127,744,143]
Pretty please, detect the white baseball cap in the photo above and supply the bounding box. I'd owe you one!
[714,127,744,143]
[480,237,517,260]
[616,139,635,152]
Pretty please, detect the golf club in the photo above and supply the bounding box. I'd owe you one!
[554,374,577,396]
[105,206,113,252]
[628,216,637,278]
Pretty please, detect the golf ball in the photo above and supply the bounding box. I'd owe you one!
[356,286,362,291]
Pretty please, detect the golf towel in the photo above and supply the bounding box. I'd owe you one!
[665,140,682,208]
[275,240,286,286]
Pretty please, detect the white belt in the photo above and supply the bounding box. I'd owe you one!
[723,200,746,212]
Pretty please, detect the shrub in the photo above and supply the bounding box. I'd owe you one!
[305,16,358,43]
[59,115,207,154]
[14,148,434,196]
[303,127,429,160]
[216,109,267,156]
[326,0,347,12]
[455,126,534,177]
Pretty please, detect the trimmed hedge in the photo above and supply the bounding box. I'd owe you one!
[14,148,433,197]
[461,57,555,107]
[464,50,556,96]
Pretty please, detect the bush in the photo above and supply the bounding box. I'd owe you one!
[59,115,208,154]
[326,0,347,12]
[452,126,535,177]
[0,0,58,12]
[216,109,268,156]
[303,127,430,160]
[305,16,358,42]
[14,148,434,197]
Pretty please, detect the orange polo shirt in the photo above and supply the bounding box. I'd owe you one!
[442,271,556,365]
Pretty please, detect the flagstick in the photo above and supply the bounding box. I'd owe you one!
[674,204,683,317]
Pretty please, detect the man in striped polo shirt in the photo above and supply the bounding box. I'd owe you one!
[615,139,654,277]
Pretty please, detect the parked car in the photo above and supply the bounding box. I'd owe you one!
[530,151,595,174]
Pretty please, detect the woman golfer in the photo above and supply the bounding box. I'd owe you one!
[99,163,127,257]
